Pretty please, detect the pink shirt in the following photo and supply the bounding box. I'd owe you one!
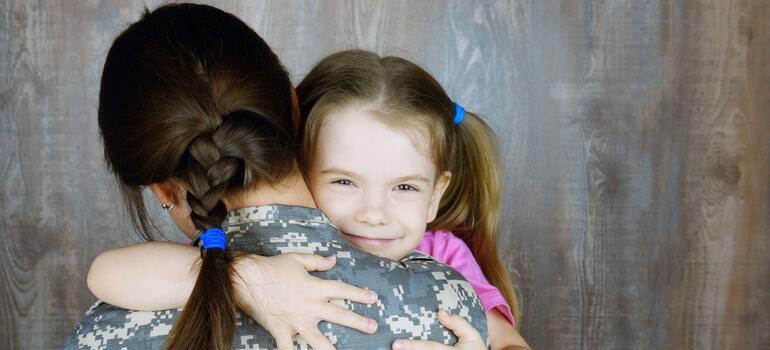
[417,230,516,326]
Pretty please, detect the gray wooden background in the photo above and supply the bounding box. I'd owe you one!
[1,1,768,349]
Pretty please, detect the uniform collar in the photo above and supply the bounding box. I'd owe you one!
[225,204,333,228]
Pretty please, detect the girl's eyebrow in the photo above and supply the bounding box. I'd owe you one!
[320,167,360,178]
[320,168,431,184]
[393,175,431,184]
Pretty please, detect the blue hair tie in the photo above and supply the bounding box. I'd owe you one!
[453,102,465,125]
[197,227,227,250]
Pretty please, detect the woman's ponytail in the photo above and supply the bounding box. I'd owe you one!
[166,228,238,350]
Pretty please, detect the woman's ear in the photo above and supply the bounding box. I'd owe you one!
[427,171,452,222]
[149,179,199,238]
[148,180,180,209]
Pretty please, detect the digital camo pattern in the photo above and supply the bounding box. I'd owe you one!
[63,205,488,349]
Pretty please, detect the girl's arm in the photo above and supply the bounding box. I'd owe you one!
[87,241,198,310]
[87,241,380,350]
[487,309,530,350]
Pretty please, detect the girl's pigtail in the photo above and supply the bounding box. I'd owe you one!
[431,109,521,325]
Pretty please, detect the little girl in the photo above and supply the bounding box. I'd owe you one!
[89,50,529,349]
[296,50,526,350]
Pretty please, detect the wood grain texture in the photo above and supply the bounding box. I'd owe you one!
[0,1,768,349]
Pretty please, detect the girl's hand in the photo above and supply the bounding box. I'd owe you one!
[391,309,487,350]
[233,253,379,350]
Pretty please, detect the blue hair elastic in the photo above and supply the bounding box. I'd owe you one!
[197,227,227,250]
[453,102,465,125]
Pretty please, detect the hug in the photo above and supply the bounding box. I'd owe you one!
[64,3,529,350]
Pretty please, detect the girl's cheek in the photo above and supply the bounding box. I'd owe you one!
[393,198,430,220]
[316,188,357,220]
[392,192,433,210]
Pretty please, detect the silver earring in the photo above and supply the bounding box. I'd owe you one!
[162,194,175,211]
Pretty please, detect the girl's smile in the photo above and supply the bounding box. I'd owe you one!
[341,231,397,247]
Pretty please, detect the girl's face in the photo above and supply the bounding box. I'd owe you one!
[308,105,450,261]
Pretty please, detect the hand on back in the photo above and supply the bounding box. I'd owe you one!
[232,253,379,350]
[391,309,487,350]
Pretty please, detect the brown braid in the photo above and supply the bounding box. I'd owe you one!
[184,130,238,231]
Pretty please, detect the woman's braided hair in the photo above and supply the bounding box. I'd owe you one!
[98,4,297,349]
[183,111,291,231]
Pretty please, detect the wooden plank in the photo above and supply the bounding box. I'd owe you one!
[666,0,770,348]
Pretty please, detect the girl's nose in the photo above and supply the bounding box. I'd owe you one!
[355,195,389,226]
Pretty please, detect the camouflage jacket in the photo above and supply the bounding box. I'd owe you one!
[63,205,488,349]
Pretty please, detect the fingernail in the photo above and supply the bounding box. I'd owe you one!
[326,255,336,261]
[438,309,447,316]
[392,340,404,349]
[368,319,378,332]
[368,291,378,302]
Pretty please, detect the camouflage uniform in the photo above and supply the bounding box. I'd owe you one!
[63,205,488,349]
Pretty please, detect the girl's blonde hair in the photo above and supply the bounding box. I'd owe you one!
[296,50,520,324]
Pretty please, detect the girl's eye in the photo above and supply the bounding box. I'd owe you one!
[395,184,418,192]
[332,179,354,186]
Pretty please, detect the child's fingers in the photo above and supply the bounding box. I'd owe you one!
[272,331,294,350]
[320,303,378,334]
[392,339,453,350]
[389,312,487,350]
[321,279,378,304]
[262,323,294,350]
[298,326,336,350]
[437,309,483,343]
[285,252,337,272]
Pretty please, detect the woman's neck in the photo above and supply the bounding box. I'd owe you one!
[224,170,317,210]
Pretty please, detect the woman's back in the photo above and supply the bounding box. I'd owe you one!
[64,204,488,349]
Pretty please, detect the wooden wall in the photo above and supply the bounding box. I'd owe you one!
[1,1,768,349]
